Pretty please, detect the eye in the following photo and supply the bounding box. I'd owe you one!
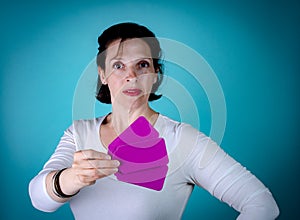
[138,60,150,68]
[113,62,125,70]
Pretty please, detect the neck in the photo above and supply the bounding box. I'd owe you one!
[109,102,157,135]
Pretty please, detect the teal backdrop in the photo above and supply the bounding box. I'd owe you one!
[0,0,299,219]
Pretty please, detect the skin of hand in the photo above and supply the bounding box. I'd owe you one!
[46,149,120,202]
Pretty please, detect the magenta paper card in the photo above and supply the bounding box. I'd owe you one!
[108,116,169,191]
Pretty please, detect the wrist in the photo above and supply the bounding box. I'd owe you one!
[52,168,80,198]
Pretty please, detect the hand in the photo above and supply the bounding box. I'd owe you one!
[60,150,120,195]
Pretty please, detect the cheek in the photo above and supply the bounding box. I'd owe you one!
[139,74,156,84]
[138,75,156,92]
[107,77,123,96]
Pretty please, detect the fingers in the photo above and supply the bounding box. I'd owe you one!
[72,149,120,187]
[77,168,119,184]
[73,158,120,169]
[79,167,119,176]
[74,150,111,161]
[73,150,119,169]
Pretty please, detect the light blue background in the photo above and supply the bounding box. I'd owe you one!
[1,0,299,219]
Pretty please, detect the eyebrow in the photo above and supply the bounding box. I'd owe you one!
[109,57,152,64]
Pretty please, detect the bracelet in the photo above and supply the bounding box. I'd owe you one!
[52,168,79,198]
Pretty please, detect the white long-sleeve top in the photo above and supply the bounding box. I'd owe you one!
[29,114,279,219]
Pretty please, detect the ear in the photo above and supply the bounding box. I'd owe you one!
[98,67,107,84]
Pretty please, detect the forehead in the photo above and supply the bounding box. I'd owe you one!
[105,38,152,62]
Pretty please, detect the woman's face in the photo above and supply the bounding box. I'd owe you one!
[100,38,157,107]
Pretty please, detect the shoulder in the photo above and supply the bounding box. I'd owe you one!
[158,114,206,140]
[72,116,106,131]
[158,115,210,173]
[70,115,107,150]
[158,114,209,152]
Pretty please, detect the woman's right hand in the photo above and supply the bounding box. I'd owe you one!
[51,150,120,199]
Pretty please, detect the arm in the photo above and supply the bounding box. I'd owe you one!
[28,124,120,212]
[28,125,76,212]
[183,131,279,219]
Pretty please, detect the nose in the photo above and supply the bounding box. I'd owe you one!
[126,67,137,82]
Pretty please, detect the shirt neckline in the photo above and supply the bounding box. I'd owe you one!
[96,113,163,152]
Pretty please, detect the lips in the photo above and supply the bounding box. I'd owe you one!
[122,88,142,96]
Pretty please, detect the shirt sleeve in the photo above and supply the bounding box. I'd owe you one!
[181,127,280,219]
[28,124,76,212]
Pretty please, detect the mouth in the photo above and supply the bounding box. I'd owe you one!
[122,88,142,96]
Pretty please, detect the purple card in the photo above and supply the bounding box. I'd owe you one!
[108,116,169,191]
[110,138,168,174]
[115,165,168,191]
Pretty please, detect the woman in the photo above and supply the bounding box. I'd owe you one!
[29,22,279,219]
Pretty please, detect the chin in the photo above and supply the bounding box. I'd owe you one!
[113,95,149,108]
